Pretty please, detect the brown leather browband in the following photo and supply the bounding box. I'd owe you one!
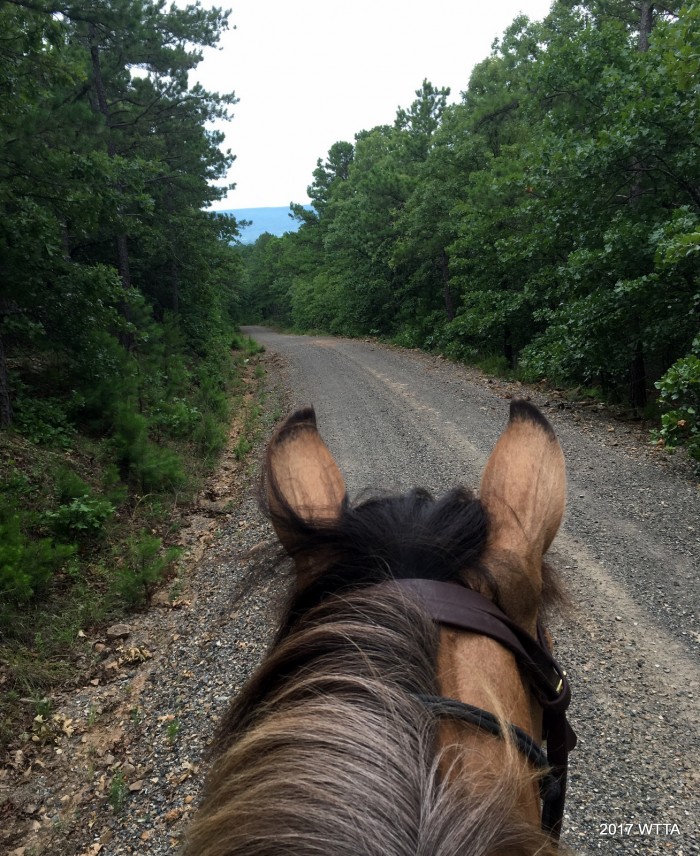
[393,578,577,842]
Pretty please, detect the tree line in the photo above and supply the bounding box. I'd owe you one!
[0,0,246,629]
[241,0,700,461]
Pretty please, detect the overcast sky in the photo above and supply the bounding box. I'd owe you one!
[193,1,554,210]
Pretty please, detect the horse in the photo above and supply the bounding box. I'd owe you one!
[184,400,576,855]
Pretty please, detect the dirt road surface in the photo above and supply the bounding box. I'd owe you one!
[3,328,698,855]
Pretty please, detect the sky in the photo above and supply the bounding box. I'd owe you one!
[192,1,554,210]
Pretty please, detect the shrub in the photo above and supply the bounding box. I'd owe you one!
[193,412,228,460]
[115,532,181,606]
[152,398,201,439]
[44,495,114,541]
[54,467,90,504]
[45,467,115,540]
[111,407,187,493]
[0,508,76,604]
[13,396,75,449]
[102,464,128,507]
[653,339,700,462]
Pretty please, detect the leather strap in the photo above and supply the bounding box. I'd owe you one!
[393,579,571,711]
[392,578,577,841]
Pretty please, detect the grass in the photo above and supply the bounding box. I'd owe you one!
[165,718,181,745]
[0,331,268,751]
[108,771,129,813]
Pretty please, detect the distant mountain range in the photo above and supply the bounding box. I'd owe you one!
[216,207,310,243]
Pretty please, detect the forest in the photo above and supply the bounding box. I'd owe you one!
[240,0,700,461]
[0,0,252,733]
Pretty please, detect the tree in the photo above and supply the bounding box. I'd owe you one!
[0,0,241,435]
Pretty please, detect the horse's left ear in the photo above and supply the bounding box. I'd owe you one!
[265,407,346,557]
[479,400,566,622]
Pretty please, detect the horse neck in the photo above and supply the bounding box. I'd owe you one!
[436,628,543,829]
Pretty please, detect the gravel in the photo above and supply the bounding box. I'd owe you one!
[4,328,698,855]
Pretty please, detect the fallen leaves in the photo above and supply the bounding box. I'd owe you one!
[118,647,152,666]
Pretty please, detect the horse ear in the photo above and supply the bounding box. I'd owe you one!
[479,400,566,614]
[265,407,346,556]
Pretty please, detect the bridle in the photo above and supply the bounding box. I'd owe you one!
[394,578,577,842]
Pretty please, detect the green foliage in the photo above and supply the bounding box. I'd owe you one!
[192,412,228,460]
[44,496,114,541]
[43,466,116,540]
[111,408,187,494]
[165,718,181,745]
[13,396,75,449]
[240,1,698,434]
[102,464,129,507]
[231,332,265,354]
[653,341,700,461]
[108,771,129,813]
[233,436,252,460]
[0,0,253,752]
[0,506,76,604]
[115,531,182,607]
[54,468,91,504]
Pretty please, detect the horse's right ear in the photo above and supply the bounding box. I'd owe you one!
[265,407,346,558]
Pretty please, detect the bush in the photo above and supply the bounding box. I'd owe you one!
[115,532,181,606]
[13,395,75,449]
[193,412,228,460]
[111,407,187,493]
[653,339,700,462]
[151,398,201,440]
[0,508,76,604]
[44,495,114,541]
[54,467,91,504]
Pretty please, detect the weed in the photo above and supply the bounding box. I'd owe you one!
[233,436,252,460]
[474,353,517,379]
[54,467,91,504]
[108,771,129,813]
[13,394,75,449]
[231,332,264,355]
[166,718,181,745]
[114,532,182,606]
[653,342,700,462]
[0,505,76,604]
[34,697,52,718]
[44,495,114,541]
[168,574,185,603]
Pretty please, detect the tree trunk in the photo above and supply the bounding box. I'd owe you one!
[629,342,647,411]
[89,23,132,292]
[0,327,13,429]
[171,257,180,314]
[623,3,654,411]
[440,250,455,322]
[639,1,654,53]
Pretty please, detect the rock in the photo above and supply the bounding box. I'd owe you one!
[151,590,172,607]
[106,624,130,640]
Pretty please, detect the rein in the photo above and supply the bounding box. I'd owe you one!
[393,578,577,842]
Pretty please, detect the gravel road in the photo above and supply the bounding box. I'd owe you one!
[4,328,698,856]
[241,328,700,855]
